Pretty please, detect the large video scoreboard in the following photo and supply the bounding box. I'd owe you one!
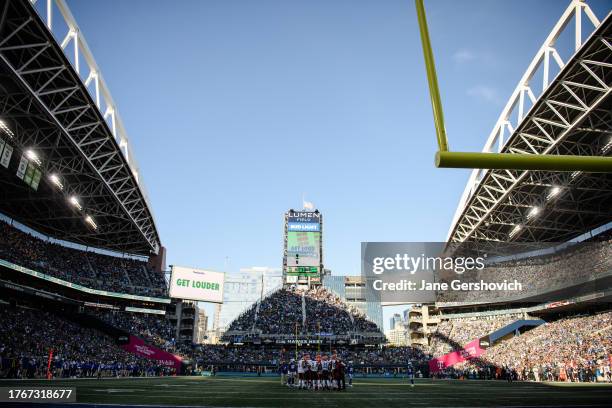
[283,210,323,284]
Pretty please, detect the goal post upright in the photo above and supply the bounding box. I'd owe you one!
[415,0,612,173]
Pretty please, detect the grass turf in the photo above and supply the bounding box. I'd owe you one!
[1,376,612,407]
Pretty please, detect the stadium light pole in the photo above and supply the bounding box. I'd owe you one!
[415,0,612,172]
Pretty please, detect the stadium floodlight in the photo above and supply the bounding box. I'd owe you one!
[509,225,522,238]
[69,196,82,210]
[25,149,42,166]
[547,186,561,200]
[415,0,612,172]
[49,173,64,190]
[84,215,98,230]
[527,207,540,220]
[603,138,612,154]
[0,119,14,138]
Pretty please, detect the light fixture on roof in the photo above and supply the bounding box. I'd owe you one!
[0,120,14,138]
[69,195,82,210]
[527,207,540,220]
[547,186,561,200]
[25,149,42,166]
[85,215,98,230]
[602,138,612,154]
[571,171,582,179]
[509,224,522,238]
[49,173,64,190]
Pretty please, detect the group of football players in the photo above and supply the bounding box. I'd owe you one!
[280,353,353,391]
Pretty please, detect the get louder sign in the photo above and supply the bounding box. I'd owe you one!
[169,266,225,303]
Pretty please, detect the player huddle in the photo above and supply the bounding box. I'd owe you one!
[281,353,353,391]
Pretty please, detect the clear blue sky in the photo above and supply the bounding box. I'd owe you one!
[65,0,611,329]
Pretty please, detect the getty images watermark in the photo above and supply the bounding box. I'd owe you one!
[361,242,610,305]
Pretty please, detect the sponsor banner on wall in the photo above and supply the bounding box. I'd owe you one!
[287,212,321,224]
[0,142,12,168]
[30,167,42,191]
[84,302,119,310]
[286,266,319,275]
[288,222,320,232]
[120,335,182,370]
[0,258,170,303]
[125,306,166,315]
[16,154,28,179]
[428,339,485,372]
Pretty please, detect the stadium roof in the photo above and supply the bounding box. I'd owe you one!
[448,7,612,244]
[0,0,160,255]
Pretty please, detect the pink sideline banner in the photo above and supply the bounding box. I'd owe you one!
[120,335,182,370]
[429,339,485,373]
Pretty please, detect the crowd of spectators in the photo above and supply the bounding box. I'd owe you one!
[191,344,429,368]
[87,309,177,353]
[254,287,305,334]
[0,306,175,379]
[462,311,612,382]
[0,220,166,298]
[3,302,611,382]
[304,287,353,333]
[224,287,383,337]
[431,311,612,383]
[429,314,520,357]
[193,345,279,365]
[304,287,381,333]
[3,215,610,382]
[437,237,612,304]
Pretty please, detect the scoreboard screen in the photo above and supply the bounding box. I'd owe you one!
[284,210,322,281]
[287,231,320,267]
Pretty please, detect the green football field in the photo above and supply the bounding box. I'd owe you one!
[2,376,612,407]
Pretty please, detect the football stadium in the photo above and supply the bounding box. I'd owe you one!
[0,0,611,407]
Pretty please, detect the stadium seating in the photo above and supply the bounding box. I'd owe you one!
[0,220,167,297]
[472,311,612,382]
[224,287,383,337]
[437,237,612,304]
[191,344,430,368]
[432,311,612,382]
[429,315,520,357]
[253,287,305,334]
[86,309,177,353]
[0,306,175,378]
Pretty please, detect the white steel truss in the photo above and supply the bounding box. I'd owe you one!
[0,0,160,253]
[448,1,612,243]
